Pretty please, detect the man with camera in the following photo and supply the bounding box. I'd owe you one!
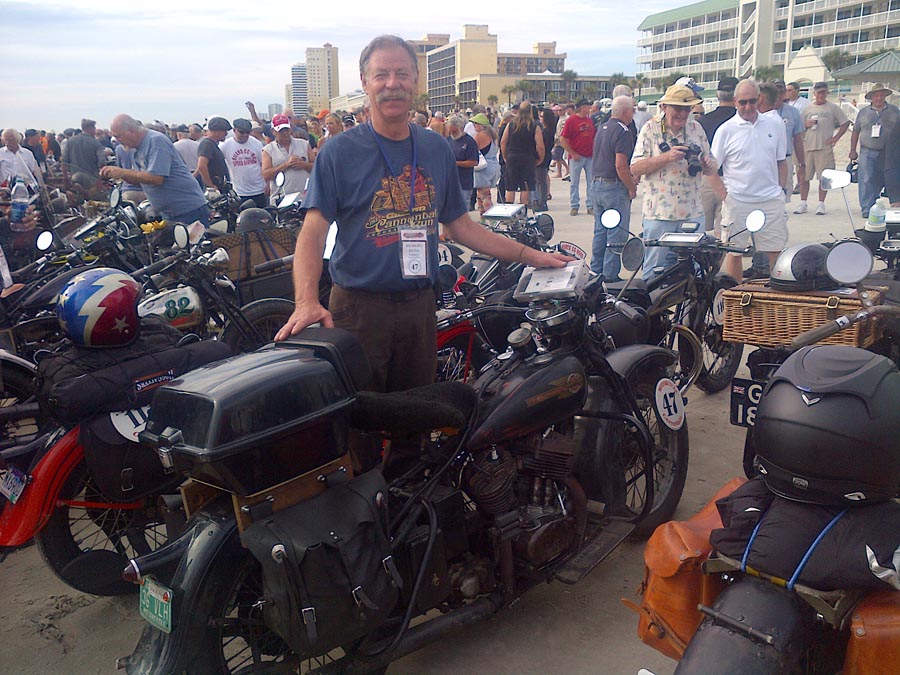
[631,84,722,279]
[711,79,789,281]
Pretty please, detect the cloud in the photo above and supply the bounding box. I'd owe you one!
[3,0,672,130]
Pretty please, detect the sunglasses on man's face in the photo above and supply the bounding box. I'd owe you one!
[737,98,758,106]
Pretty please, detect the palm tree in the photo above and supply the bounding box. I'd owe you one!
[488,94,499,108]
[413,93,429,112]
[515,80,533,103]
[822,49,854,74]
[610,72,627,86]
[583,84,599,100]
[561,70,578,100]
[754,65,784,82]
[660,71,688,89]
[633,73,646,97]
[501,84,517,106]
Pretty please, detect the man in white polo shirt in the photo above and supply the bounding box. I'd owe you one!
[711,78,789,281]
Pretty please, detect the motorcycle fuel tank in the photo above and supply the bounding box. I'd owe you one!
[468,353,587,450]
[138,286,205,330]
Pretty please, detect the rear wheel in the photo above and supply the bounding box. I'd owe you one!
[34,461,167,596]
[221,298,295,353]
[0,365,42,449]
[692,276,743,394]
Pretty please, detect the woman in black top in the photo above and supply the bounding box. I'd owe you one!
[535,108,557,211]
[500,102,545,206]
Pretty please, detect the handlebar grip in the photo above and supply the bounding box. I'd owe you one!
[255,254,293,274]
[790,316,852,350]
[132,253,180,279]
[613,299,644,325]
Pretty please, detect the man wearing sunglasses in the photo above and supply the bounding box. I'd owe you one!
[711,79,789,281]
[221,118,267,208]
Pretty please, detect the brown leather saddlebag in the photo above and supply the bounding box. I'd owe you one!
[623,477,746,660]
[844,591,900,675]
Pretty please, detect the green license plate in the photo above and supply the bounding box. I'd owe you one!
[139,577,173,634]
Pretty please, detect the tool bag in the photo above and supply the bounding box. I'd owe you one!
[623,478,744,659]
[241,469,402,657]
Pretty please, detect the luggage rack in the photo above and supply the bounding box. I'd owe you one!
[702,553,866,630]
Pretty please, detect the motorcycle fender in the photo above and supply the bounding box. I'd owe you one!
[0,348,37,374]
[436,322,477,347]
[604,344,677,383]
[0,427,82,547]
[124,500,239,675]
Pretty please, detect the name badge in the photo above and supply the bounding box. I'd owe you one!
[400,229,428,279]
[871,123,882,138]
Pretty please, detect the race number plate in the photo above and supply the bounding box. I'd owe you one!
[0,465,27,504]
[730,377,764,427]
[109,406,151,443]
[139,577,173,634]
[437,243,454,266]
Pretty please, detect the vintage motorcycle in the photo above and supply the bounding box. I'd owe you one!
[119,250,690,674]
[635,241,900,675]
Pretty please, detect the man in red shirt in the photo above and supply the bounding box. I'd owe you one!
[559,99,596,216]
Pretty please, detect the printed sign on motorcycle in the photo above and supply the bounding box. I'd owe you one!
[654,378,685,430]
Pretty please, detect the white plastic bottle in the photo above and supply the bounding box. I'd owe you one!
[9,179,30,231]
[867,198,887,233]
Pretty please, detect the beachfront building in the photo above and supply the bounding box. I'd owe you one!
[638,0,900,95]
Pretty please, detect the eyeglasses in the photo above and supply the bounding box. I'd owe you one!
[737,98,758,106]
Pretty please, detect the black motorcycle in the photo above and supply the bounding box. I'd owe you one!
[119,252,689,675]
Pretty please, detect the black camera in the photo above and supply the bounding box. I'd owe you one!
[658,141,704,177]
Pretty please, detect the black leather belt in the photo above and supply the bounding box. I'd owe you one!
[594,177,619,183]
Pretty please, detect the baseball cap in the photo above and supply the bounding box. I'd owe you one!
[316,109,330,120]
[813,81,829,90]
[717,76,739,92]
[576,99,591,108]
[173,124,189,133]
[637,101,648,110]
[232,118,253,132]
[206,117,232,131]
[24,129,39,137]
[342,114,356,126]
[271,114,291,131]
[675,77,704,94]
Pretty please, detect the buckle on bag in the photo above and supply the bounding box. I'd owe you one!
[302,607,316,625]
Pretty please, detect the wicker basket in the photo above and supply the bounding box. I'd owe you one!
[722,282,884,348]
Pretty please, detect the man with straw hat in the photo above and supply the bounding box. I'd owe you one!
[631,83,722,278]
[849,83,899,218]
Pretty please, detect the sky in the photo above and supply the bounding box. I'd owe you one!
[2,0,675,132]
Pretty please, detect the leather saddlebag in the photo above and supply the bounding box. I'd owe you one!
[241,470,401,657]
[624,478,745,660]
[843,591,900,675]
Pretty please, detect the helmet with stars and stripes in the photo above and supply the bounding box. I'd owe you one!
[56,267,142,347]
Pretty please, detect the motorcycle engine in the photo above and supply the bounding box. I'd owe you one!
[463,426,580,568]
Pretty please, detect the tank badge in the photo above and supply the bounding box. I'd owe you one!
[525,372,584,407]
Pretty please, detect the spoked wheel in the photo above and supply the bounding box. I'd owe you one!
[600,377,689,538]
[188,549,385,675]
[34,461,168,595]
[435,331,488,383]
[691,276,743,393]
[0,366,43,449]
[221,298,295,353]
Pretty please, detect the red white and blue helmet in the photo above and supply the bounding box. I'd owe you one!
[56,268,141,347]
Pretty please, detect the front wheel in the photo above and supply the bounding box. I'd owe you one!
[221,298,295,353]
[34,460,167,596]
[693,276,743,394]
[435,330,489,383]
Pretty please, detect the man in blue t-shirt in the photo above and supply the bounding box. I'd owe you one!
[102,114,209,225]
[275,35,567,392]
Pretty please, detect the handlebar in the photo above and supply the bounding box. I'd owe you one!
[610,299,644,325]
[790,304,900,350]
[643,236,750,255]
[435,304,527,330]
[131,251,183,279]
[255,254,293,274]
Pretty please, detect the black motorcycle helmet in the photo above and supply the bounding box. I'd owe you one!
[769,242,835,291]
[754,345,900,506]
[236,207,274,233]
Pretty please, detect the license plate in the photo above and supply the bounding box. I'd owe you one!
[730,377,765,427]
[0,465,27,504]
[139,577,173,633]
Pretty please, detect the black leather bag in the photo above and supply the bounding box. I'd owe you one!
[241,470,402,657]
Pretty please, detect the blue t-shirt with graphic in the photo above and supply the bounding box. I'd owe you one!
[304,123,467,292]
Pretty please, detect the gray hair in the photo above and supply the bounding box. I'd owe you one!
[112,114,143,134]
[359,35,418,78]
[717,89,735,103]
[611,96,632,117]
[735,78,760,98]
[447,114,466,129]
[759,82,779,107]
[612,84,633,98]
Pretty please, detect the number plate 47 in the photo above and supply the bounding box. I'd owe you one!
[654,378,685,431]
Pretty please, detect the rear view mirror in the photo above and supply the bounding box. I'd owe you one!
[35,230,55,252]
[820,169,851,191]
[109,187,121,209]
[621,238,645,272]
[600,209,621,229]
[825,239,873,285]
[173,224,190,249]
[745,210,766,233]
[534,213,554,241]
[275,172,286,188]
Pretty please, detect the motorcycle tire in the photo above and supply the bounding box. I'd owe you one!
[221,298,295,353]
[692,275,743,394]
[435,331,489,383]
[34,460,167,596]
[0,365,44,449]
[183,540,388,675]
[591,375,690,538]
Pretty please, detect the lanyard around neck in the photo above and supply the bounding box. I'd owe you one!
[368,122,417,214]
